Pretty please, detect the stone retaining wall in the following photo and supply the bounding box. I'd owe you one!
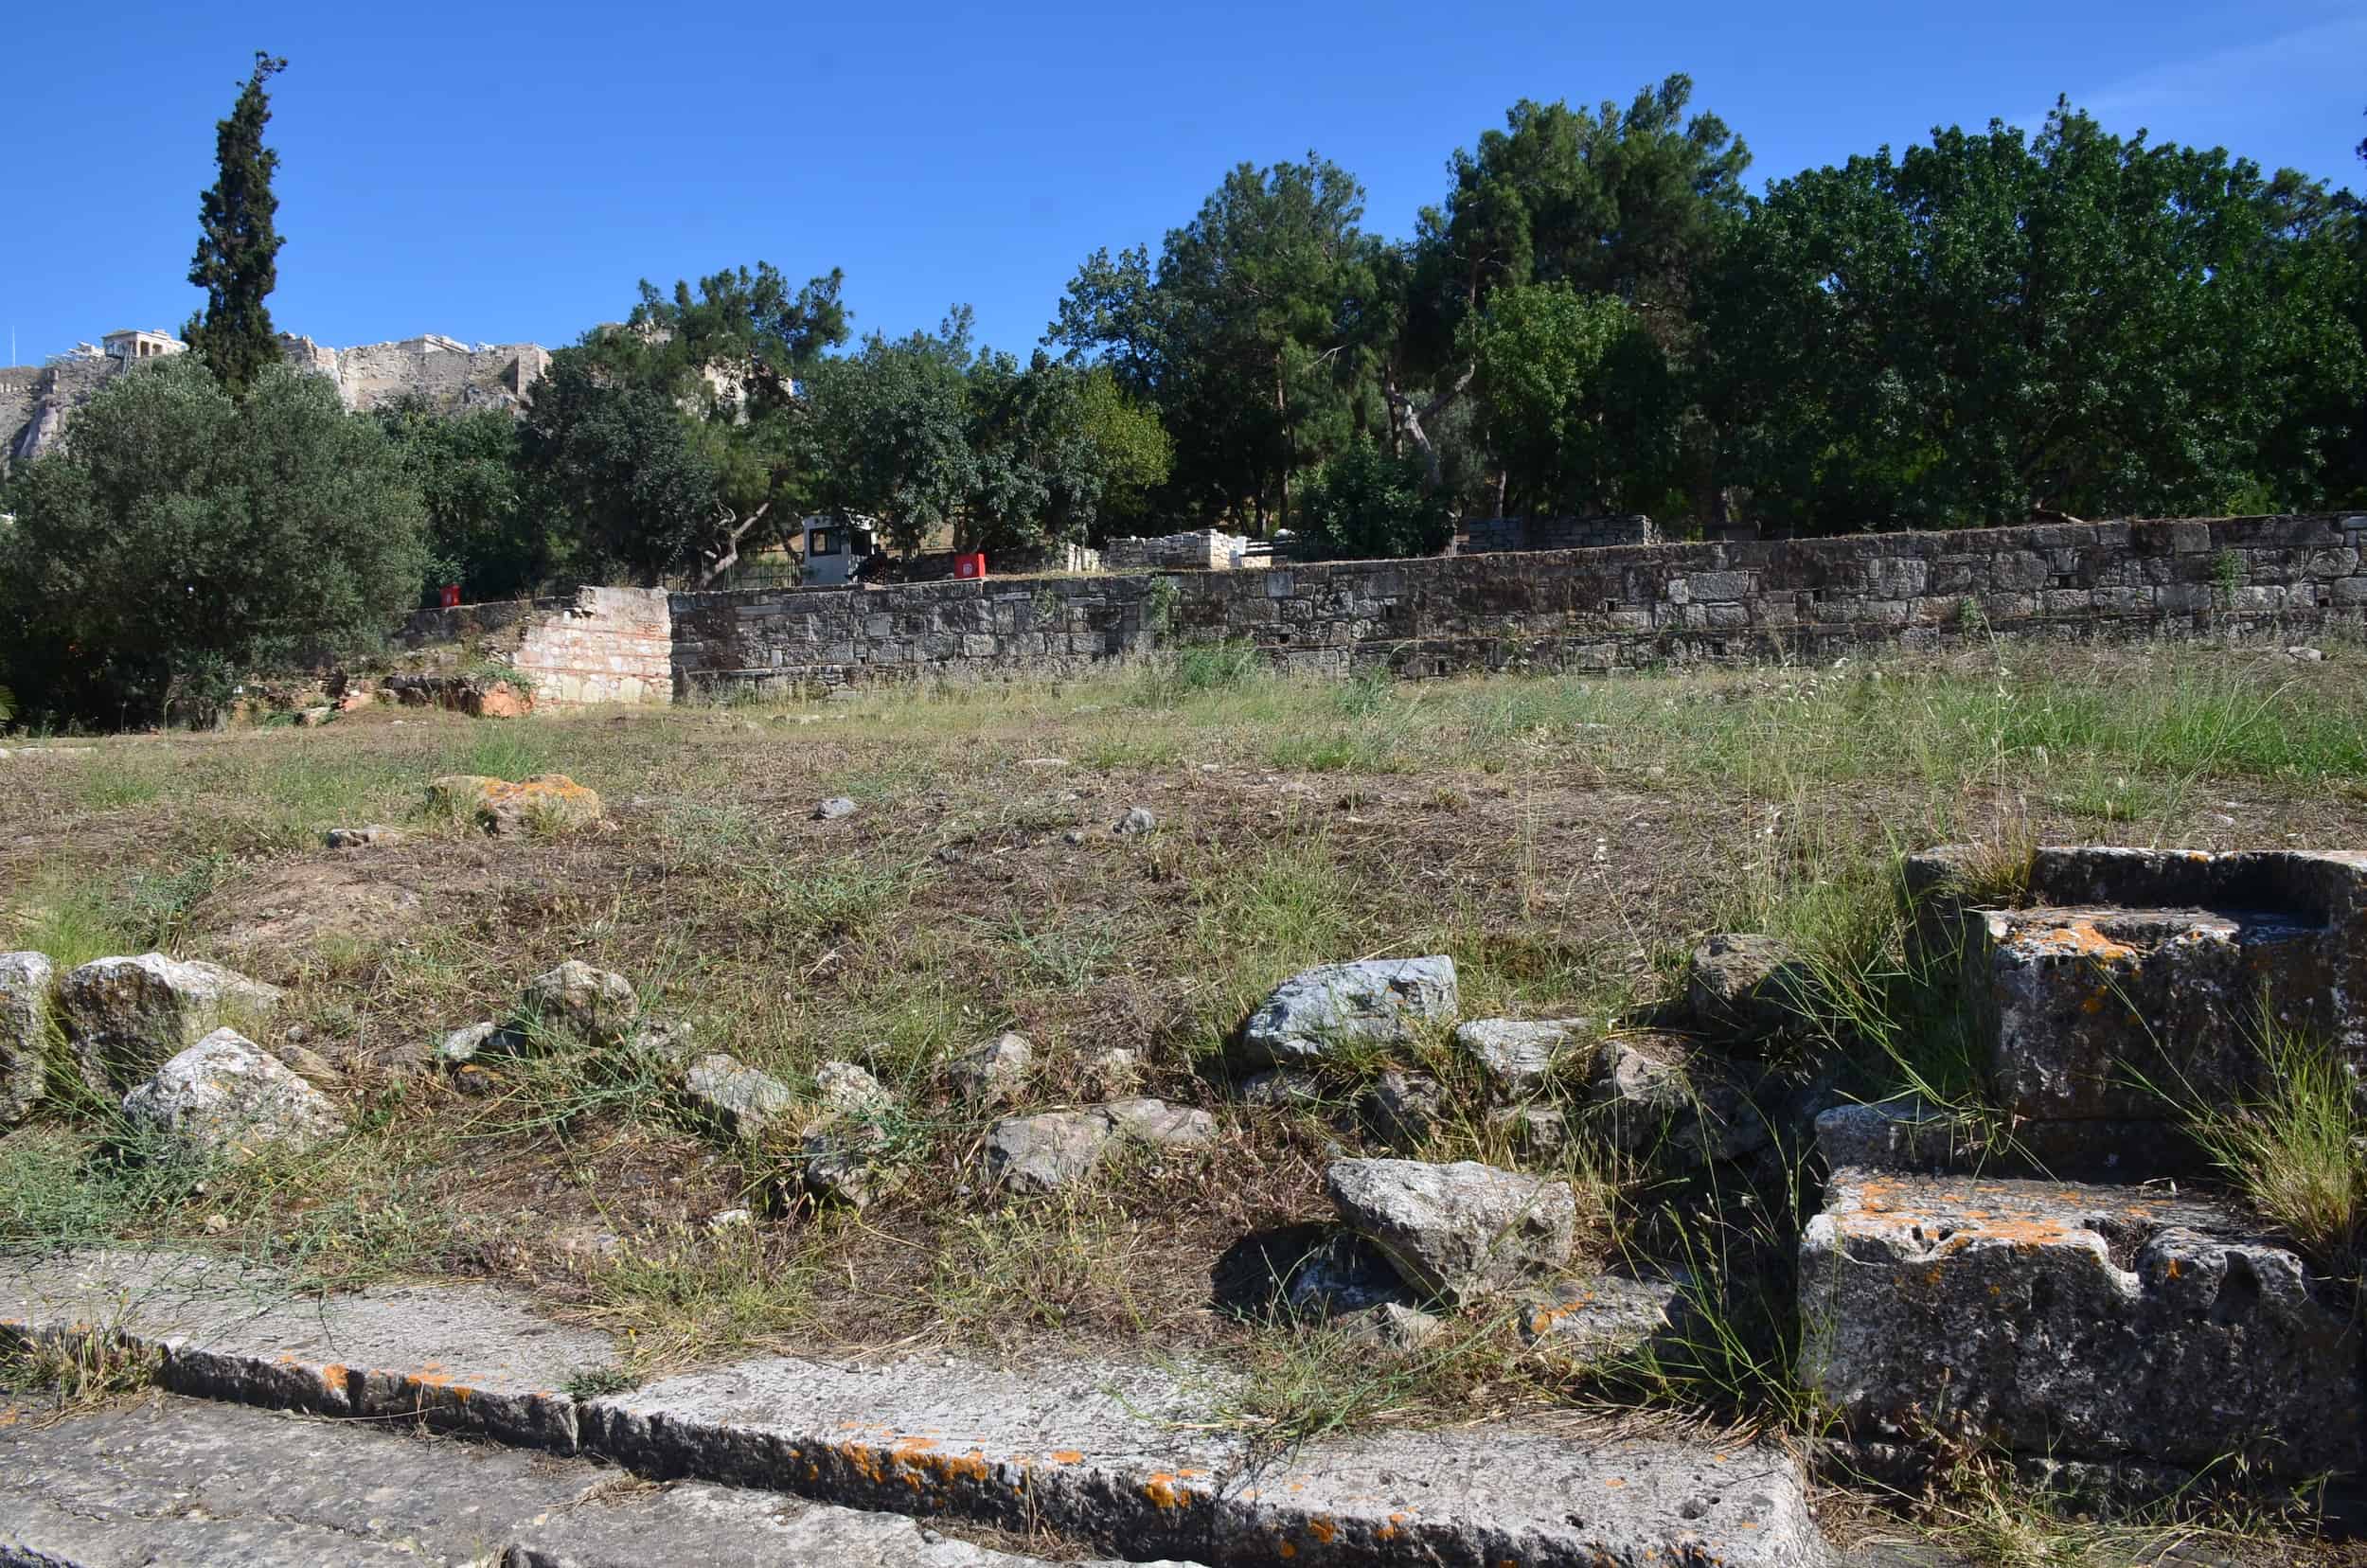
[512,587,673,704]
[668,512,2367,699]
[1461,514,1662,554]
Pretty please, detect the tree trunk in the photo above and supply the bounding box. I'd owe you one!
[1386,362,1475,493]
[696,500,776,587]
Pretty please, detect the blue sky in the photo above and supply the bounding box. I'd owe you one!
[6,0,2362,367]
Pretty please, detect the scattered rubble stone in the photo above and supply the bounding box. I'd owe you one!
[519,961,636,1049]
[1333,1299,1445,1352]
[1078,1046,1142,1098]
[800,1118,907,1211]
[1239,1069,1325,1108]
[1454,1018,1589,1096]
[1360,1069,1443,1148]
[267,1039,346,1093]
[120,1028,347,1160]
[1684,934,1806,1043]
[1238,955,1459,1067]
[682,1053,795,1140]
[1099,1096,1217,1149]
[814,796,859,821]
[0,952,53,1127]
[624,1018,696,1070]
[1326,1157,1576,1303]
[1112,806,1156,837]
[985,1109,1113,1194]
[1284,1232,1413,1318]
[436,1021,503,1067]
[1486,1103,1569,1157]
[323,825,403,848]
[55,953,285,1098]
[814,1060,891,1114]
[1517,1274,1686,1361]
[1801,1167,2360,1481]
[985,1098,1215,1193]
[949,1033,1032,1106]
[427,774,604,835]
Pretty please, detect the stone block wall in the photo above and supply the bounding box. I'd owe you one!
[668,512,2367,698]
[1100,528,1255,570]
[1462,514,1662,554]
[511,587,673,704]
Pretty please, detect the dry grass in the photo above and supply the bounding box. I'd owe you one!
[1,636,2363,1559]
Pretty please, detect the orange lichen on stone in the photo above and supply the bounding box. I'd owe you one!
[1050,1450,1084,1465]
[2011,919,2137,962]
[1308,1516,1338,1543]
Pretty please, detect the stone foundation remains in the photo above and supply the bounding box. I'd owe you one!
[672,511,2366,701]
[1802,843,2367,1502]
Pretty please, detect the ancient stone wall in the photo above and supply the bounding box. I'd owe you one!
[1462,514,1662,554]
[1099,528,1255,571]
[667,512,2367,699]
[3,333,551,458]
[511,587,673,705]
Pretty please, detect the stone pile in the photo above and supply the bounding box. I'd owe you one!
[0,948,339,1160]
[1801,846,2367,1500]
[1228,953,1802,1359]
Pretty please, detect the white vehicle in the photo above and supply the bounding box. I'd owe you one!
[798,516,880,587]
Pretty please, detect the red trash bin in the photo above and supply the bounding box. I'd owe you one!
[953,552,987,580]
[438,583,462,608]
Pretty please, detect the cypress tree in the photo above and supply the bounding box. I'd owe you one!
[184,52,289,398]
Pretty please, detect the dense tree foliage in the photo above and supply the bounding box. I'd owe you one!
[0,358,426,726]
[375,399,545,600]
[7,73,2364,729]
[1706,103,2365,527]
[1292,443,1452,561]
[184,53,290,398]
[517,356,722,587]
[1049,157,1391,529]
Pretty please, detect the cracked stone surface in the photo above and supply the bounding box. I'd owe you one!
[1799,1168,2360,1480]
[0,1394,1148,1567]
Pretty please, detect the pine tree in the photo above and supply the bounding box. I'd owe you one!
[184,52,289,398]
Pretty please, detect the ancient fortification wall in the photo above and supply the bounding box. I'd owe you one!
[666,512,2367,700]
[4,333,550,459]
[511,587,672,705]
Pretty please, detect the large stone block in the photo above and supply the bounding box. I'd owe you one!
[1912,846,2367,1123]
[1800,1169,2359,1480]
[0,952,54,1126]
[55,953,284,1099]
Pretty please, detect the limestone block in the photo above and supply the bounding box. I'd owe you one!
[1326,1157,1575,1303]
[120,1027,347,1160]
[1237,956,1459,1067]
[1800,1169,2358,1479]
[0,952,54,1126]
[55,953,284,1099]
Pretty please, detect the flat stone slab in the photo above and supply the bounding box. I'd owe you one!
[0,1249,1829,1564]
[588,1352,1826,1564]
[0,1248,614,1449]
[0,1394,1136,1567]
[1799,1169,2360,1480]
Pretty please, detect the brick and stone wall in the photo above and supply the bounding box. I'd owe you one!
[511,587,673,704]
[669,512,2367,699]
[1462,514,1662,554]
